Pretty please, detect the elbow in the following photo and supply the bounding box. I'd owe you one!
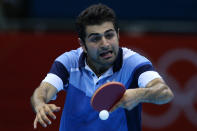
[166,89,174,103]
[158,87,174,104]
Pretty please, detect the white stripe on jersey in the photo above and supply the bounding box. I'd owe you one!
[138,71,161,88]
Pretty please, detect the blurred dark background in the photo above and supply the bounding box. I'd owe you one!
[0,0,197,131]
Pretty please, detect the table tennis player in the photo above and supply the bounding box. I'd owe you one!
[31,3,174,131]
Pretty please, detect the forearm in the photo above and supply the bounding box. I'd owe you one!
[138,82,174,104]
[31,82,58,112]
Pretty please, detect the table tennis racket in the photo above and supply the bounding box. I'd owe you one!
[91,81,126,112]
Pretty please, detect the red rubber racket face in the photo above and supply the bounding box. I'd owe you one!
[91,82,126,112]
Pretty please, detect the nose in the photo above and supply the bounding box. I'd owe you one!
[100,36,110,49]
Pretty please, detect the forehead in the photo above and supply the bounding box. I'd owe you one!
[85,22,115,35]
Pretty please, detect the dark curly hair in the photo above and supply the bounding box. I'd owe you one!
[75,3,118,43]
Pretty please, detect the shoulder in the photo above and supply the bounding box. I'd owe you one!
[57,47,83,61]
[122,47,136,59]
[121,47,151,65]
[55,47,83,69]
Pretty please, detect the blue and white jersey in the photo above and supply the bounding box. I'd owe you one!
[43,47,161,131]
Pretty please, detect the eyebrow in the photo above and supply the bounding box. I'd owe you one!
[87,29,115,38]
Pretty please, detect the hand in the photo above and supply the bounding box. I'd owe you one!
[33,103,61,129]
[110,89,140,112]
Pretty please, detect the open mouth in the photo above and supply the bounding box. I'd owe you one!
[100,51,113,59]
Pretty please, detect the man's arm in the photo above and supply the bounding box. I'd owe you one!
[139,78,174,104]
[110,78,174,111]
[31,82,61,129]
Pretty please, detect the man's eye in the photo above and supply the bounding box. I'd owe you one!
[90,36,101,42]
[105,33,114,39]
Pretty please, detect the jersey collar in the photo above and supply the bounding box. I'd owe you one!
[78,48,123,73]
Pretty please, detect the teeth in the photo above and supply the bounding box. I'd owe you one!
[100,51,110,56]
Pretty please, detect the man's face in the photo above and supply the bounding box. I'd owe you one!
[82,21,119,68]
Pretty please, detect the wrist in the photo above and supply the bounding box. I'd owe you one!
[31,95,46,113]
[135,88,148,103]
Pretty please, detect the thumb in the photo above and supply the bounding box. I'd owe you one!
[109,101,122,113]
[48,104,61,112]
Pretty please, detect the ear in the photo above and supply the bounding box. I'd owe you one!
[78,38,87,53]
[117,28,120,40]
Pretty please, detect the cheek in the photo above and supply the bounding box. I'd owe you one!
[111,40,119,55]
[111,39,119,48]
[89,45,97,52]
[87,45,98,55]
[111,36,119,45]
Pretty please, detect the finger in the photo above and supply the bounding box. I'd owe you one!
[110,102,122,112]
[34,116,38,129]
[44,106,57,120]
[109,106,117,113]
[110,97,126,112]
[127,102,138,111]
[49,104,61,112]
[37,112,47,128]
[40,108,52,125]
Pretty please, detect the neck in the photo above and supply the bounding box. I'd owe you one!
[86,58,112,77]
